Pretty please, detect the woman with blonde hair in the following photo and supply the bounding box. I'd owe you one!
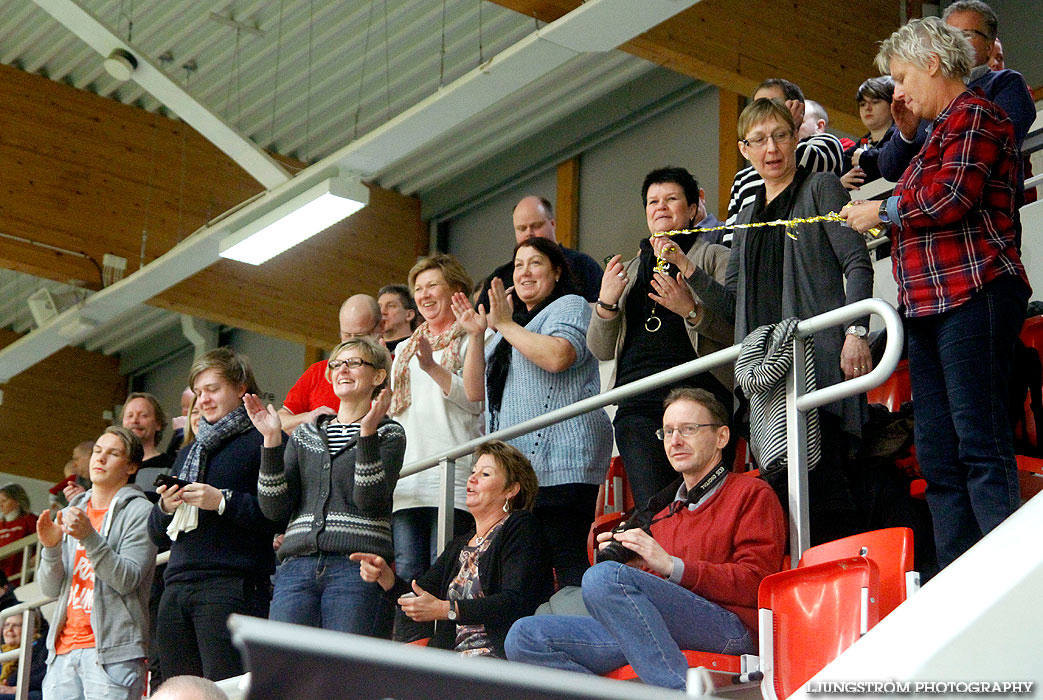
[247,337,405,635]
[388,253,483,631]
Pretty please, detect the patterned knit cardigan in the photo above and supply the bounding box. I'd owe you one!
[258,415,406,562]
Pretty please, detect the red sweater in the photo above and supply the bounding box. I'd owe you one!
[648,473,786,635]
[0,512,36,578]
[282,360,339,415]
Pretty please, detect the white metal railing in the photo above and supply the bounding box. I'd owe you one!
[401,297,904,566]
[0,534,41,587]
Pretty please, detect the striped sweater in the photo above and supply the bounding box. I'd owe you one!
[258,415,406,562]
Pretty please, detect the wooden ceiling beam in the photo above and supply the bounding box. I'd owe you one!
[0,62,426,351]
[491,0,904,135]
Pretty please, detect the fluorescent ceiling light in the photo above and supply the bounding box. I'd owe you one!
[219,176,369,265]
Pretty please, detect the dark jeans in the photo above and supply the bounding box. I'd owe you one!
[612,412,674,510]
[905,275,1029,569]
[534,484,600,588]
[157,576,271,681]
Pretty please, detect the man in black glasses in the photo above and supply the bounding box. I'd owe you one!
[505,388,785,690]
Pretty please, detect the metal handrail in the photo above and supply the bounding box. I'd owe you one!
[400,297,904,562]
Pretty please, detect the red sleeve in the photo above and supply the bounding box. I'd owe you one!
[282,363,322,415]
[680,481,786,608]
[897,103,1011,230]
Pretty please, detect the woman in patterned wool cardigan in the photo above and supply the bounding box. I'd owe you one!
[245,337,405,636]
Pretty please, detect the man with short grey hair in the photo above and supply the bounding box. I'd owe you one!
[278,294,382,433]
[879,0,1034,201]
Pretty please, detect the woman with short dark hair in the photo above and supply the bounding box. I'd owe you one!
[587,167,733,509]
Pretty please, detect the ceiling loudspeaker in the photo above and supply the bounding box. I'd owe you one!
[103,48,138,81]
[26,288,88,328]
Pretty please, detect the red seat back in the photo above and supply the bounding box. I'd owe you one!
[866,359,911,412]
[1019,315,1043,359]
[797,528,915,619]
[760,557,879,700]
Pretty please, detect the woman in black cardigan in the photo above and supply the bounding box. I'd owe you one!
[353,440,552,657]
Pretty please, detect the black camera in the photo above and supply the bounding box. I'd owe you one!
[596,522,638,564]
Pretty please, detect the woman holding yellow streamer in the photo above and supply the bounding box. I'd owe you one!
[676,97,874,545]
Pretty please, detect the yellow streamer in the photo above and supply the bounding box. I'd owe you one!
[650,210,883,273]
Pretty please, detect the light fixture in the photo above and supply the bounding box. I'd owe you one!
[219,176,369,265]
[103,48,138,81]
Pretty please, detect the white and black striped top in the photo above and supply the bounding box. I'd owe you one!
[325,422,361,455]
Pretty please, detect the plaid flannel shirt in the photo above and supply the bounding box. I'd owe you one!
[891,89,1028,317]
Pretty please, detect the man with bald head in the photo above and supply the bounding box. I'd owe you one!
[474,195,602,310]
[278,294,382,433]
[151,675,228,700]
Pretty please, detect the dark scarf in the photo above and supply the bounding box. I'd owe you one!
[486,279,577,430]
[178,405,253,483]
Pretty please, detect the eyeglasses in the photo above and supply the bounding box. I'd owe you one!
[656,424,724,440]
[328,358,375,371]
[743,130,796,150]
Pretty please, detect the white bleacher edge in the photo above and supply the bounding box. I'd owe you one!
[794,489,1043,696]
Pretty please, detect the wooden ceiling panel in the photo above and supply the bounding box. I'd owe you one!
[0,62,426,350]
[491,0,904,134]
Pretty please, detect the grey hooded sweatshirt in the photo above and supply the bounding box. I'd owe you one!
[39,485,157,665]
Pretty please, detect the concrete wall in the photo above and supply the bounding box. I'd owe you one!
[445,87,722,281]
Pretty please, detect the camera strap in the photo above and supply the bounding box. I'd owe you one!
[653,460,728,524]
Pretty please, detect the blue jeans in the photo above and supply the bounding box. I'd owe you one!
[42,647,144,700]
[270,554,391,636]
[391,508,474,583]
[906,275,1029,569]
[504,561,753,690]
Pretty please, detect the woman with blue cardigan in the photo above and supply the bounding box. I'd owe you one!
[451,235,611,587]
[245,337,405,636]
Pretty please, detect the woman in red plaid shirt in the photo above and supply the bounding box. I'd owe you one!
[844,16,1031,570]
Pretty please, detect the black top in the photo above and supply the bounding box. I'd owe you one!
[385,510,553,657]
[476,244,603,309]
[615,233,717,413]
[147,428,283,584]
[744,168,809,331]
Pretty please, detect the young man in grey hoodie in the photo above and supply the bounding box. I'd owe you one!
[37,425,157,700]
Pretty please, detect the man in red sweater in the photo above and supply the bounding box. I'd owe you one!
[505,388,786,690]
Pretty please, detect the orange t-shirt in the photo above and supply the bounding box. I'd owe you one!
[54,503,108,655]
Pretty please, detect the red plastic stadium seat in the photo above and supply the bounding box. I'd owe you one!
[759,557,880,700]
[866,359,911,412]
[798,528,918,620]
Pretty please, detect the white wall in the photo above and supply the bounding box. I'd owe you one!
[447,169,557,283]
[445,87,722,282]
[577,88,720,265]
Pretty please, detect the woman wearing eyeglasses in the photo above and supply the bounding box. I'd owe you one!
[676,97,873,545]
[244,337,405,636]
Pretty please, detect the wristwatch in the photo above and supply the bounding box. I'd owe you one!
[447,601,458,621]
[685,306,700,325]
[878,200,891,225]
[845,325,868,338]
